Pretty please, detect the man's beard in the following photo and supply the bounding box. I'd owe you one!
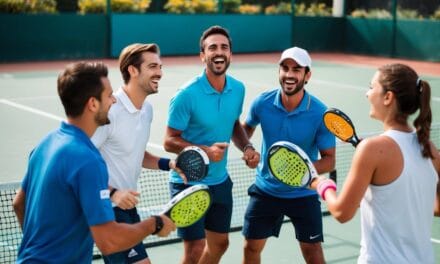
[95,110,110,126]
[207,56,230,76]
[280,78,306,96]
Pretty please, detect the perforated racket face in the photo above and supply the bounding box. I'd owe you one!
[176,147,209,181]
[168,189,211,227]
[323,111,355,141]
[268,146,311,187]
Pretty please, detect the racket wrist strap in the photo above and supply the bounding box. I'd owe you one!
[158,158,171,171]
[317,179,337,201]
[152,215,164,235]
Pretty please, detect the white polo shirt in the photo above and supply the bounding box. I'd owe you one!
[92,88,153,190]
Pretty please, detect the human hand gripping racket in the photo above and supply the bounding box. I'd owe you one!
[157,184,211,228]
[323,108,361,147]
[267,141,318,188]
[175,146,210,182]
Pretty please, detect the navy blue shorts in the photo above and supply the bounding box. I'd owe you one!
[242,184,323,243]
[169,177,233,240]
[103,207,148,263]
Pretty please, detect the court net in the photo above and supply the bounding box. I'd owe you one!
[1,123,439,262]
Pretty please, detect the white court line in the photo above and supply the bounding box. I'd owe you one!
[432,238,440,244]
[246,78,440,102]
[0,98,64,121]
[8,95,57,101]
[312,79,440,102]
[311,79,366,92]
[0,98,165,151]
[148,142,164,151]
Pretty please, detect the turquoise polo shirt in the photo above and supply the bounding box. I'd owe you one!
[245,89,335,199]
[168,70,245,185]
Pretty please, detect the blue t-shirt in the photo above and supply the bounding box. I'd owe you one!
[17,122,115,263]
[167,70,245,185]
[246,89,335,199]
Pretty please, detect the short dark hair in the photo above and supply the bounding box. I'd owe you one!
[119,43,160,84]
[57,61,108,118]
[199,25,232,52]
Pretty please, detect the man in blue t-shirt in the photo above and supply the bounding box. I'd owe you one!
[241,47,336,264]
[164,25,260,264]
[12,62,176,263]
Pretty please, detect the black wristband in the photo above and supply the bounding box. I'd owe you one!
[158,158,171,171]
[110,188,117,198]
[152,215,163,235]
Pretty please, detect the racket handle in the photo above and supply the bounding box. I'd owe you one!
[317,179,337,201]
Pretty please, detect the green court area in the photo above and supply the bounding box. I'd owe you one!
[1,57,439,263]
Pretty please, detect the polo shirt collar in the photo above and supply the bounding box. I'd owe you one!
[60,121,94,147]
[200,70,232,94]
[116,88,138,114]
[273,89,311,114]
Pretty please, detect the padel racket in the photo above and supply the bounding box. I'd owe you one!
[161,184,211,227]
[176,146,209,181]
[267,141,318,188]
[323,108,360,147]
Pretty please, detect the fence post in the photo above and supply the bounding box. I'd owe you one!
[391,0,397,58]
[106,0,112,58]
[290,0,295,46]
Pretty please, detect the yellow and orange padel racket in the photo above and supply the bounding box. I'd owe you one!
[323,108,360,147]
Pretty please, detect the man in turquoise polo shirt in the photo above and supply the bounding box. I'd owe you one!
[164,25,260,264]
[241,47,336,264]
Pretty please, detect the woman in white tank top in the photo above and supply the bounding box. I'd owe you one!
[313,63,440,263]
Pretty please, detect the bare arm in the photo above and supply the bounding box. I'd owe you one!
[164,126,228,162]
[242,122,256,139]
[430,142,440,216]
[110,150,181,210]
[313,147,336,175]
[232,121,260,168]
[141,150,186,183]
[321,139,377,223]
[90,214,175,255]
[231,120,253,151]
[164,126,192,154]
[12,188,26,230]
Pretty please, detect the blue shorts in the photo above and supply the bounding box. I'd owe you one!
[103,207,148,263]
[169,177,233,240]
[242,184,323,243]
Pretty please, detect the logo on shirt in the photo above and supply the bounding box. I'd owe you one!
[100,189,110,199]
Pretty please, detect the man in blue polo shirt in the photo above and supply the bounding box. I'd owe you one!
[13,62,175,263]
[241,47,336,264]
[164,25,260,264]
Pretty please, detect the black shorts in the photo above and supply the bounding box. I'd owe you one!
[242,184,323,243]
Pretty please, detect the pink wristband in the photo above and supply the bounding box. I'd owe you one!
[317,179,337,201]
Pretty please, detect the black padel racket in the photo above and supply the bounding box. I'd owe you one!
[267,141,318,188]
[161,184,211,227]
[176,146,209,181]
[323,108,360,147]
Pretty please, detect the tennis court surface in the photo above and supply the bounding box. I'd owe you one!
[1,53,439,263]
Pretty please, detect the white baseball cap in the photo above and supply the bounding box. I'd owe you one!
[279,47,312,68]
